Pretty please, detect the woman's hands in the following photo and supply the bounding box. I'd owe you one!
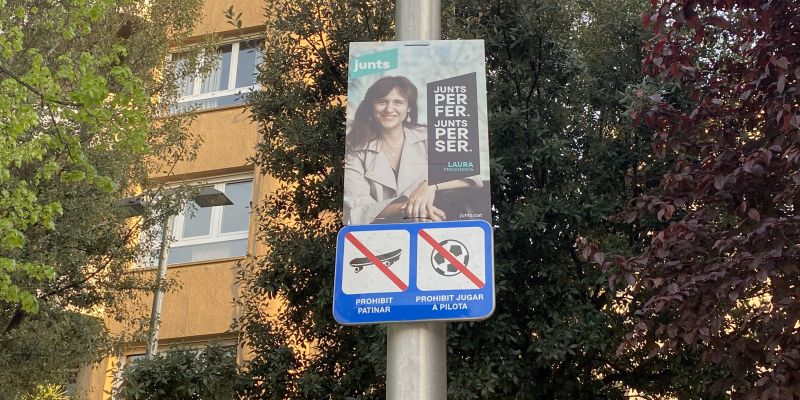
[402,181,446,221]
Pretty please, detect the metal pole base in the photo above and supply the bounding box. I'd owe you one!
[387,322,447,400]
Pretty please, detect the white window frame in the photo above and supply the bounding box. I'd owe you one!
[111,352,145,400]
[169,173,254,256]
[174,37,263,108]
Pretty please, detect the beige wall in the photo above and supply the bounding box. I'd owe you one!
[103,260,241,340]
[158,261,240,337]
[169,107,260,179]
[76,356,117,400]
[192,0,265,38]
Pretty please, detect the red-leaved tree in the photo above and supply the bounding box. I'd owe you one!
[584,0,799,398]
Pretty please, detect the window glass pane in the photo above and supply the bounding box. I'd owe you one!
[173,56,195,97]
[126,354,146,366]
[181,201,212,238]
[221,180,252,233]
[137,219,173,268]
[235,41,262,88]
[199,44,232,94]
[168,238,247,264]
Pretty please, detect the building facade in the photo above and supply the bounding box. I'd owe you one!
[77,1,268,397]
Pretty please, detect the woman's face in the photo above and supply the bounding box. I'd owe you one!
[372,87,410,132]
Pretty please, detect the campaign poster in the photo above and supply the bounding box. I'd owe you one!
[343,40,490,226]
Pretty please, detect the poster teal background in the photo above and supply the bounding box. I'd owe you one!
[348,48,398,79]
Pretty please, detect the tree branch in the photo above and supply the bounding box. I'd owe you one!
[0,64,82,108]
[4,308,27,334]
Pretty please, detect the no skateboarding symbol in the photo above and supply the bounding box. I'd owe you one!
[349,248,402,273]
[341,230,410,294]
[334,220,494,325]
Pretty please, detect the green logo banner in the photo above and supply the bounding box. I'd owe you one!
[349,48,398,79]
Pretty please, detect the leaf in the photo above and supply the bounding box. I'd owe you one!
[756,269,768,282]
[772,56,789,70]
[4,229,25,249]
[667,325,678,338]
[714,174,726,190]
[581,246,592,260]
[651,278,664,287]
[748,208,760,222]
[667,283,679,294]
[777,74,786,93]
[779,263,800,274]
[693,28,704,44]
[664,204,675,220]
[592,251,605,264]
[60,170,86,182]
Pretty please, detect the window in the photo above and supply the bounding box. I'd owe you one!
[172,39,263,112]
[167,177,253,264]
[111,353,145,400]
[140,176,254,267]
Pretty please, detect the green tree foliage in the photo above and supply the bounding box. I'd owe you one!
[0,307,109,396]
[0,0,211,395]
[119,344,248,400]
[240,0,712,398]
[20,383,69,400]
[583,0,800,398]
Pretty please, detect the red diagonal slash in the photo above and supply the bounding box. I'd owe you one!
[418,229,484,289]
[345,232,408,291]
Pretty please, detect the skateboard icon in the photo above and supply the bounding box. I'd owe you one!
[349,249,402,273]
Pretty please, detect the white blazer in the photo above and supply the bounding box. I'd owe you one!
[344,125,428,224]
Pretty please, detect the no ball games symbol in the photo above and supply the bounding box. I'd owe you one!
[431,239,468,276]
[419,229,484,289]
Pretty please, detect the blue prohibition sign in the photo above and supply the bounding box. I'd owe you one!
[333,219,495,325]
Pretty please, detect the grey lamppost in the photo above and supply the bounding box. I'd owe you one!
[117,187,232,357]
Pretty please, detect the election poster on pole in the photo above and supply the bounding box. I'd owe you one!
[335,40,494,325]
[343,40,490,226]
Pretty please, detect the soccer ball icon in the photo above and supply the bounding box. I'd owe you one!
[430,239,469,276]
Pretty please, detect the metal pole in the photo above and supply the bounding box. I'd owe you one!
[387,321,447,399]
[145,215,171,357]
[388,2,446,399]
[395,0,441,42]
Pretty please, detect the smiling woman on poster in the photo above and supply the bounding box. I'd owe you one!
[344,76,481,225]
